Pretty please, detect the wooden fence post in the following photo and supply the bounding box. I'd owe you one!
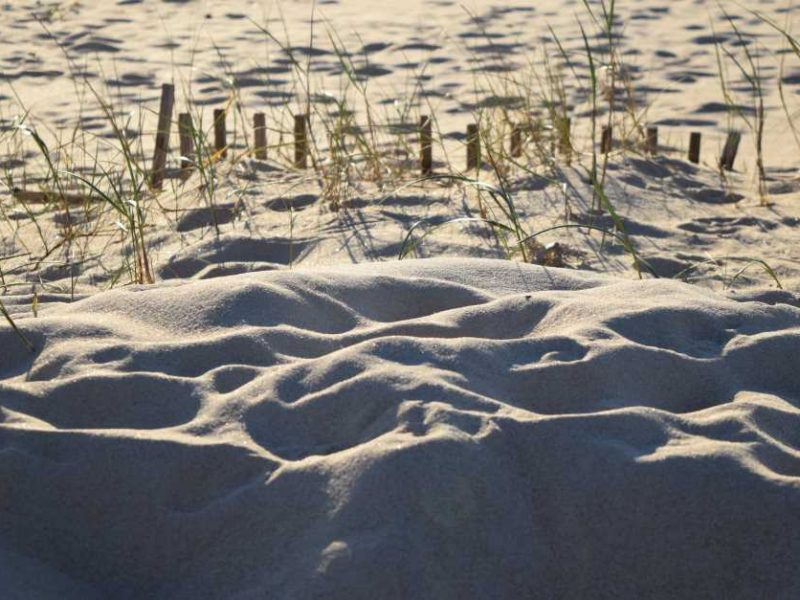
[646,126,658,154]
[150,83,175,189]
[420,115,432,176]
[688,132,701,164]
[254,113,267,160]
[719,131,741,171]
[213,108,227,158]
[466,123,480,171]
[558,117,572,156]
[294,114,308,169]
[601,125,612,154]
[178,112,194,178]
[510,125,522,158]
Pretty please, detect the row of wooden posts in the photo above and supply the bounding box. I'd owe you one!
[149,84,742,189]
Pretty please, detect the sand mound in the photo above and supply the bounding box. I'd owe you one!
[1,258,799,598]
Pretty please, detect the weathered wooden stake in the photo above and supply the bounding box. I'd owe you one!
[719,131,741,171]
[213,108,227,158]
[294,114,308,169]
[688,132,702,164]
[510,125,522,158]
[466,123,480,170]
[601,125,612,154]
[178,113,194,178]
[150,83,175,189]
[646,126,658,154]
[558,117,572,156]
[420,115,432,176]
[254,112,267,160]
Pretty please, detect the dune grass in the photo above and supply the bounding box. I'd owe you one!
[750,7,800,154]
[711,7,769,202]
[0,0,794,318]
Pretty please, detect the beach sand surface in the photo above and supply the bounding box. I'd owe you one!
[1,258,800,598]
[1,1,800,598]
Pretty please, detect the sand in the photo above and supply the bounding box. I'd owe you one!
[2,0,800,598]
[2,0,800,171]
[4,149,800,294]
[2,0,800,293]
[1,258,799,598]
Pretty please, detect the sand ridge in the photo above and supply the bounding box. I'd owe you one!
[1,258,799,598]
[1,1,800,597]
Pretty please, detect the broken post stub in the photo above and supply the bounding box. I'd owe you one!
[719,131,741,171]
[558,117,572,158]
[214,108,227,159]
[646,126,658,154]
[254,113,267,160]
[510,125,523,158]
[688,132,701,164]
[466,123,480,171]
[420,115,432,176]
[150,83,175,190]
[178,112,194,178]
[294,114,308,169]
[601,125,613,155]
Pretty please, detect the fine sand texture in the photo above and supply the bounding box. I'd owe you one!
[2,0,800,296]
[2,0,800,171]
[1,258,800,598]
[2,0,800,597]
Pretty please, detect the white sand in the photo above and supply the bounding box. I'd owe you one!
[2,1,800,597]
[1,258,800,598]
[2,0,800,292]
[4,150,800,293]
[2,0,800,171]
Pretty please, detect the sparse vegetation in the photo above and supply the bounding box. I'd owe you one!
[0,0,796,335]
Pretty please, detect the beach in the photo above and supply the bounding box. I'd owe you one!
[1,0,800,597]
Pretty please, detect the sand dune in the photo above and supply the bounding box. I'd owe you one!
[2,0,800,596]
[2,0,800,292]
[1,258,799,598]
